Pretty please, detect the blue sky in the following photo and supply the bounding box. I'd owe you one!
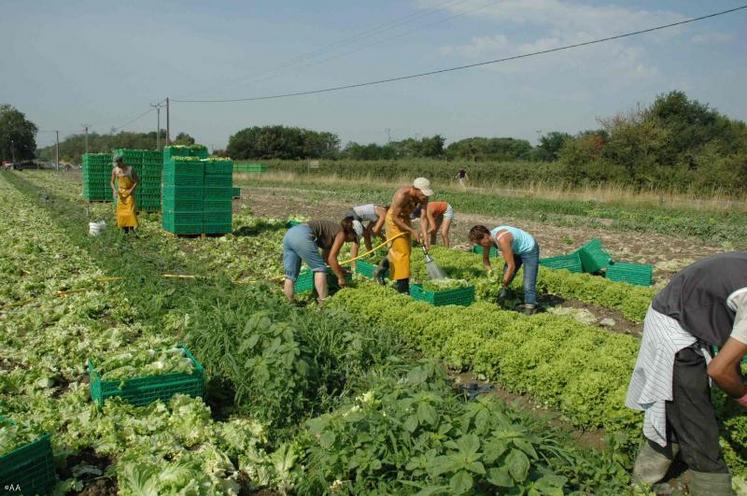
[2,0,746,149]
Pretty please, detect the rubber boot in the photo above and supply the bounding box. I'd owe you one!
[374,259,389,286]
[632,441,673,485]
[689,471,734,496]
[520,304,537,316]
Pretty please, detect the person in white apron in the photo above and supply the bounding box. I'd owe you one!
[626,252,747,495]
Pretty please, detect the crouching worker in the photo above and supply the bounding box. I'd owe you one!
[344,203,388,262]
[626,252,747,496]
[468,224,539,315]
[282,218,363,303]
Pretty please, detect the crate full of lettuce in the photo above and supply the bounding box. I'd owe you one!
[87,345,204,406]
[410,279,475,307]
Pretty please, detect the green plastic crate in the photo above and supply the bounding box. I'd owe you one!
[202,159,233,175]
[87,346,204,407]
[576,239,612,274]
[605,261,653,286]
[162,185,202,198]
[471,245,498,258]
[203,187,233,199]
[203,211,232,224]
[539,252,583,273]
[410,283,475,307]
[203,198,232,212]
[232,187,241,199]
[203,175,232,187]
[163,145,209,160]
[354,260,387,280]
[294,268,352,294]
[162,196,203,211]
[162,211,202,235]
[0,420,56,495]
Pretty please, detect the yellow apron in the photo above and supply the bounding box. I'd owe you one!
[385,208,412,280]
[115,174,138,228]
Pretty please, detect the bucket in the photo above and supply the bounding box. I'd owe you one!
[89,221,106,236]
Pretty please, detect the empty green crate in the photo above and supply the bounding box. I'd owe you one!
[471,245,498,257]
[163,196,203,211]
[576,239,612,274]
[606,261,653,286]
[163,175,203,186]
[294,268,352,294]
[354,260,386,279]
[203,187,233,199]
[203,159,233,175]
[0,425,56,496]
[203,175,232,187]
[87,346,204,407]
[539,252,583,273]
[162,185,202,198]
[410,283,475,307]
[203,211,232,224]
[203,198,232,211]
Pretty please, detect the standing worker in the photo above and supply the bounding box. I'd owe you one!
[468,224,540,315]
[282,218,363,303]
[344,204,388,262]
[413,201,455,248]
[456,168,468,189]
[626,252,747,495]
[375,178,433,293]
[111,155,138,234]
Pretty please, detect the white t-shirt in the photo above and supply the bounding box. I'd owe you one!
[727,288,747,344]
[352,204,379,222]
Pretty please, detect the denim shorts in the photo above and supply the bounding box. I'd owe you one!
[443,203,455,220]
[282,224,327,281]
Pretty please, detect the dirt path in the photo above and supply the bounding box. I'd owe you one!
[240,185,724,285]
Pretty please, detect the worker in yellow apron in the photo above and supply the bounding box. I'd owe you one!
[111,155,139,233]
[376,177,434,293]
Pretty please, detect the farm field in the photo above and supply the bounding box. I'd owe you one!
[1,169,746,495]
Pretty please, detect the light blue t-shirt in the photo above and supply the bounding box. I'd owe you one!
[491,225,536,255]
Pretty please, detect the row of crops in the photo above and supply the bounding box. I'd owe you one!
[1,170,745,495]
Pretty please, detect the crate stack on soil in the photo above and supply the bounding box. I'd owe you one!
[161,145,233,236]
[81,153,113,201]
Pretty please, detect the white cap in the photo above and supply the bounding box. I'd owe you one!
[352,220,364,238]
[412,177,434,196]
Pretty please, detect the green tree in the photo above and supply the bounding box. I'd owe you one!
[173,132,196,145]
[227,125,340,159]
[0,104,38,161]
[534,132,572,161]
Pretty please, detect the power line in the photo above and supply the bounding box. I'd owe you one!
[175,0,468,100]
[173,4,747,104]
[111,107,156,132]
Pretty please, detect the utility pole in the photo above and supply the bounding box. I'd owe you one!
[10,139,15,164]
[81,124,90,155]
[151,102,163,150]
[55,131,60,171]
[166,97,171,145]
[385,128,391,144]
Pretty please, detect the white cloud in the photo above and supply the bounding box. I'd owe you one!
[428,0,680,90]
[691,32,735,45]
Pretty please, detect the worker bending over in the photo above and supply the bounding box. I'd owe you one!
[344,204,388,263]
[468,224,540,315]
[626,252,747,496]
[413,201,455,248]
[375,178,433,293]
[282,218,363,303]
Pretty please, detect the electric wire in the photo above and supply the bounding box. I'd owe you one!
[173,4,747,104]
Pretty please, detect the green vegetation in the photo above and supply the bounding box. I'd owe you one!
[0,104,37,161]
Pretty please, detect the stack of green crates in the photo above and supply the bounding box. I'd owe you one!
[82,153,113,201]
[162,157,204,235]
[140,150,163,210]
[161,154,233,235]
[203,158,233,234]
[113,148,162,212]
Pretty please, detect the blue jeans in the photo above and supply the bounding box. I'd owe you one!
[503,243,540,305]
[282,224,327,281]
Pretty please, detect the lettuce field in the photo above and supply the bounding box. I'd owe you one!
[1,170,745,495]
